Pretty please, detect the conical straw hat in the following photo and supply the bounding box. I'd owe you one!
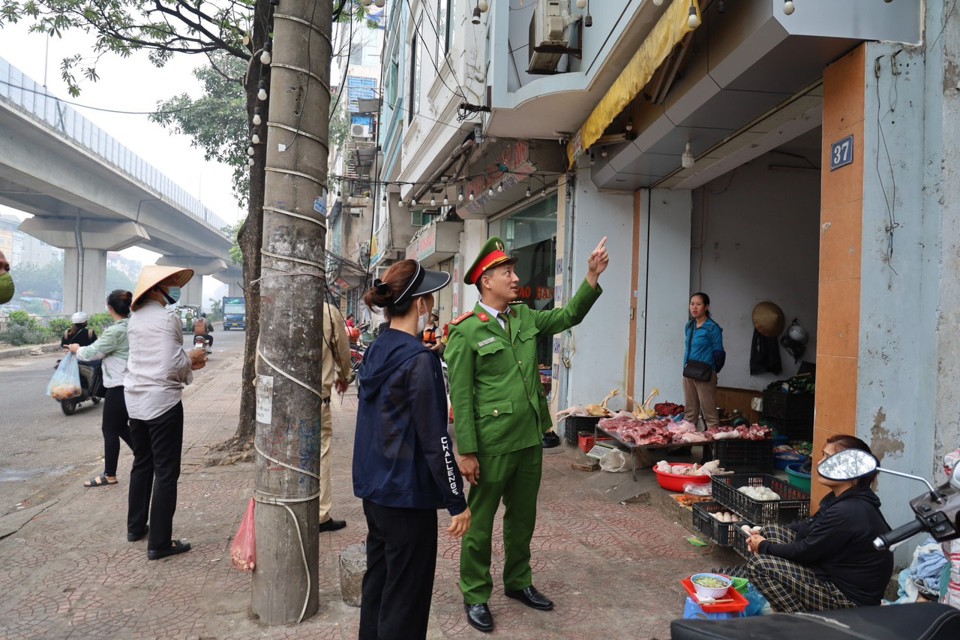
[752,301,785,337]
[132,265,194,309]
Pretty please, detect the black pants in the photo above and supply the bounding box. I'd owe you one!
[102,386,132,477]
[127,402,184,550]
[359,500,438,640]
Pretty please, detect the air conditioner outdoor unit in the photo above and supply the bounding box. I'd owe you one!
[528,0,577,73]
[351,124,372,138]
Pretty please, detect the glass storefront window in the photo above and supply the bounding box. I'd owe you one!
[492,195,558,375]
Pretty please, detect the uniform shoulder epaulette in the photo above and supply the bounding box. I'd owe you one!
[451,311,475,325]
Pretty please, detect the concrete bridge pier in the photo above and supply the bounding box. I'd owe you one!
[17,216,150,315]
[180,278,203,308]
[63,248,107,315]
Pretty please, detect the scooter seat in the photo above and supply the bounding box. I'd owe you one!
[669,603,960,640]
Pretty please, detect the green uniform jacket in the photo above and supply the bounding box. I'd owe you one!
[446,280,602,457]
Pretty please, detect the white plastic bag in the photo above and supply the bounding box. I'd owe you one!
[47,352,82,400]
[599,448,629,473]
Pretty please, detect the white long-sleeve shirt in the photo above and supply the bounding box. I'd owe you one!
[124,300,193,420]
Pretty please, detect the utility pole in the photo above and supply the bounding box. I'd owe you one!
[251,0,332,625]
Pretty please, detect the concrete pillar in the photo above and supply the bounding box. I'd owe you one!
[181,276,203,307]
[62,248,107,315]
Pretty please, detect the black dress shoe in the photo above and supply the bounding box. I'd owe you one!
[318,518,346,532]
[127,525,148,542]
[504,586,554,611]
[464,603,494,632]
[147,540,191,561]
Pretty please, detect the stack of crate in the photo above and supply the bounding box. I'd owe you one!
[761,390,815,440]
[692,473,811,554]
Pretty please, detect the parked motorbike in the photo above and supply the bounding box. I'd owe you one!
[54,358,104,416]
[349,342,365,383]
[670,449,960,639]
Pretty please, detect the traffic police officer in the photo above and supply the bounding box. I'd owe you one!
[445,235,610,632]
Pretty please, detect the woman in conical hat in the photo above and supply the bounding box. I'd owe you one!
[124,264,205,560]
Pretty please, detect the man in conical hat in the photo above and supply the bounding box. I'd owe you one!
[446,236,610,632]
[125,265,206,560]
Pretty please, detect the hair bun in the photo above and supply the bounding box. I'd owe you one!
[374,278,390,295]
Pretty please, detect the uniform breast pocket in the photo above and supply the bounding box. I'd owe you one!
[477,340,512,375]
[518,327,539,344]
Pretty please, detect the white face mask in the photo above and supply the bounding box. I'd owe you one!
[416,299,430,333]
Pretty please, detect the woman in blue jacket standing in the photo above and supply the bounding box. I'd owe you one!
[353,259,471,640]
[682,292,724,429]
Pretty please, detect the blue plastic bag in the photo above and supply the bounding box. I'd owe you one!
[743,583,769,617]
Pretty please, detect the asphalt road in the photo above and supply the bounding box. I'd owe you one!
[0,326,245,517]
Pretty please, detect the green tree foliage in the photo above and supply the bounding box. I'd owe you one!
[13,259,64,299]
[0,310,49,345]
[222,221,244,265]
[105,265,136,295]
[0,0,249,97]
[152,53,250,206]
[208,297,223,321]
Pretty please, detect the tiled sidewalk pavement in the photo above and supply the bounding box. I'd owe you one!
[0,351,732,640]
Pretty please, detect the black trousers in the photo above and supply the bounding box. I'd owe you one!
[127,402,184,550]
[102,386,132,477]
[359,500,438,640]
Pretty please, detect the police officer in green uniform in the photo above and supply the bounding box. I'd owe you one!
[446,236,610,633]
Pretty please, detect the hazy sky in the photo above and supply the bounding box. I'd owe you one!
[0,19,241,305]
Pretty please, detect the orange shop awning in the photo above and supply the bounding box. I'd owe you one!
[567,0,701,167]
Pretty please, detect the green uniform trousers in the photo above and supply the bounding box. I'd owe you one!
[460,444,543,604]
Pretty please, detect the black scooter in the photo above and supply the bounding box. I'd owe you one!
[53,358,104,415]
[671,449,960,640]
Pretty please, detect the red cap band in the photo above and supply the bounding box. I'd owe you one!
[467,250,511,285]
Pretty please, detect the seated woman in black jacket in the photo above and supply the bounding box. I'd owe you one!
[352,259,471,640]
[739,434,894,612]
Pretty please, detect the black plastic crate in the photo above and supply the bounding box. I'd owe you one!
[713,439,774,473]
[711,473,810,525]
[731,519,752,559]
[562,415,601,445]
[692,501,746,546]
[762,391,814,439]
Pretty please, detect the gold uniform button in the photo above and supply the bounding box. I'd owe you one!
[493,409,499,417]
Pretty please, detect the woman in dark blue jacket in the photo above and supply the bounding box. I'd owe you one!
[682,292,724,429]
[353,259,471,640]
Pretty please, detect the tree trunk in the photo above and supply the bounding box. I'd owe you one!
[251,0,331,625]
[233,0,272,447]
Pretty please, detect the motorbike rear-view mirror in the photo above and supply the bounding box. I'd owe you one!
[821,447,946,504]
[818,448,878,481]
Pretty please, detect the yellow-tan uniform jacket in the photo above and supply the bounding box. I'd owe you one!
[445,280,602,457]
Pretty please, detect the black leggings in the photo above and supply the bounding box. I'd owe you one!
[102,386,133,477]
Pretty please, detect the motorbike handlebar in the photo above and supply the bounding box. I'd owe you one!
[873,518,926,550]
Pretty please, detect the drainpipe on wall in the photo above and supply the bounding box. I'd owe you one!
[74,211,84,312]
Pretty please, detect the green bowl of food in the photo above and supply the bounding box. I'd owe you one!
[690,573,732,600]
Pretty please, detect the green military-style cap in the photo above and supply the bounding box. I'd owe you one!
[464,236,517,285]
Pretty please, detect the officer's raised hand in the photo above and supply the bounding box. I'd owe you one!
[586,236,609,288]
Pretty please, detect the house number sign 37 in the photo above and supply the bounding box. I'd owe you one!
[830,135,854,171]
